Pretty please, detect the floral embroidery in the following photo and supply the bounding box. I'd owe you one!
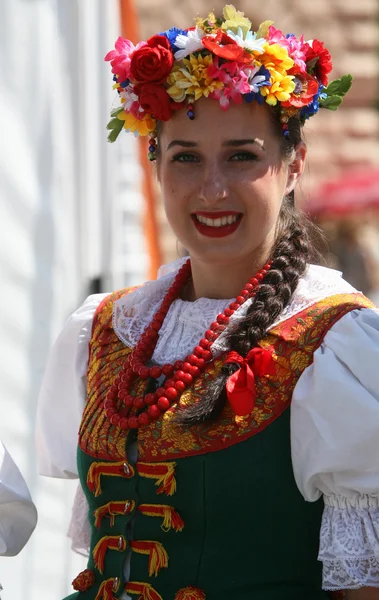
[79,291,373,461]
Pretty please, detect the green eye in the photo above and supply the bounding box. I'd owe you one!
[230,152,258,161]
[171,153,199,163]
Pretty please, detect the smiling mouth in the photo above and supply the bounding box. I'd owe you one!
[192,212,242,228]
[194,214,240,227]
[191,211,243,238]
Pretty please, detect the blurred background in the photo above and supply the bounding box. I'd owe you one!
[0,0,378,598]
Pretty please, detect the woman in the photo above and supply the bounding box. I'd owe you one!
[36,5,379,600]
[0,441,38,596]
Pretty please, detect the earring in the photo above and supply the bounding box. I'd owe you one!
[187,99,195,121]
[148,132,157,161]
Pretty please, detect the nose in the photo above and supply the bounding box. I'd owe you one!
[198,163,228,205]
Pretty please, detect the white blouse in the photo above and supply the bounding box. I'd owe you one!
[36,259,379,591]
[0,442,37,557]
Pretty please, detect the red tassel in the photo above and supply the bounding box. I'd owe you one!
[94,500,135,528]
[87,461,135,497]
[72,569,95,592]
[136,462,177,496]
[94,578,119,600]
[93,535,126,574]
[130,540,168,577]
[138,503,184,532]
[125,581,163,600]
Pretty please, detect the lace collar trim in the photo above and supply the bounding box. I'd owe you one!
[112,258,357,363]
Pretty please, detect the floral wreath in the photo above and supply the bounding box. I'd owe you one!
[105,4,352,155]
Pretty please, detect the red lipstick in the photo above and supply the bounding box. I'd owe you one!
[191,211,242,238]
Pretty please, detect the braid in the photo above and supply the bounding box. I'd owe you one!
[176,197,317,426]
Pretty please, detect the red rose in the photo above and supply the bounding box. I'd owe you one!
[135,83,177,121]
[282,73,319,108]
[306,39,332,87]
[130,35,174,84]
[202,31,252,64]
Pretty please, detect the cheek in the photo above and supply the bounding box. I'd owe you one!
[241,171,286,230]
[245,166,287,205]
[160,165,196,217]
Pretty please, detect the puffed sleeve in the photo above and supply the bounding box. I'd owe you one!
[36,294,107,479]
[0,442,38,556]
[291,307,379,591]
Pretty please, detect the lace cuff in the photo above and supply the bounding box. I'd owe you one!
[319,495,379,590]
[67,484,91,556]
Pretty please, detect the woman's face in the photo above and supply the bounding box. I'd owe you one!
[157,98,304,268]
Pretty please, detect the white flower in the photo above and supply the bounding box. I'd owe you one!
[241,66,270,93]
[174,27,206,60]
[120,87,139,111]
[226,28,265,54]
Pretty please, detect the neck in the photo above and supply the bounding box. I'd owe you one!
[185,248,273,301]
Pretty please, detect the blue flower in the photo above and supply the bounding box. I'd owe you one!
[244,66,271,104]
[159,27,187,53]
[300,84,326,120]
[244,92,265,104]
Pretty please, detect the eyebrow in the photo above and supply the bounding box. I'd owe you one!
[166,138,266,151]
[224,139,266,151]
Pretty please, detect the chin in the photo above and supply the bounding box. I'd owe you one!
[189,246,254,268]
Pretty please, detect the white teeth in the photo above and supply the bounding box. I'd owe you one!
[195,214,239,227]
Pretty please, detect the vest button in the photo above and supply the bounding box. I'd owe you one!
[123,462,131,476]
[124,501,132,513]
[118,536,124,550]
[113,577,119,591]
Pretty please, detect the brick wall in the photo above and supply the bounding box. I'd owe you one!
[136,0,379,263]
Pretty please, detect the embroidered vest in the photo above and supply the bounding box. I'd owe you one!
[65,291,374,600]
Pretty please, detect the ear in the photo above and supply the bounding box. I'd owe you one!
[285,141,307,196]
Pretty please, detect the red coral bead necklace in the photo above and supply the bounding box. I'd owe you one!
[104,258,273,429]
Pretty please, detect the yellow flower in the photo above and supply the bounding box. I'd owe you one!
[221,4,252,36]
[260,69,295,106]
[166,54,223,102]
[259,42,294,71]
[196,11,217,33]
[289,350,310,372]
[255,42,295,106]
[118,111,156,136]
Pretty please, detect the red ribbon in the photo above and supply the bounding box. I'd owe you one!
[224,348,276,416]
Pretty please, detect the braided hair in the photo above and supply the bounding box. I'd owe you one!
[172,112,323,426]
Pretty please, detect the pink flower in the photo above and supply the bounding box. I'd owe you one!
[268,26,309,74]
[208,58,250,109]
[105,37,146,82]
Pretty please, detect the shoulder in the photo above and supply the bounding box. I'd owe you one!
[271,263,375,329]
[291,263,360,308]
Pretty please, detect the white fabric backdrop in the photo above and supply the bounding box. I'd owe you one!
[0,0,148,597]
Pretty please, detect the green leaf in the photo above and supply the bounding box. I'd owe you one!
[111,106,124,118]
[325,74,353,98]
[107,127,123,143]
[106,116,124,142]
[306,57,319,70]
[320,94,343,110]
[106,117,122,131]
